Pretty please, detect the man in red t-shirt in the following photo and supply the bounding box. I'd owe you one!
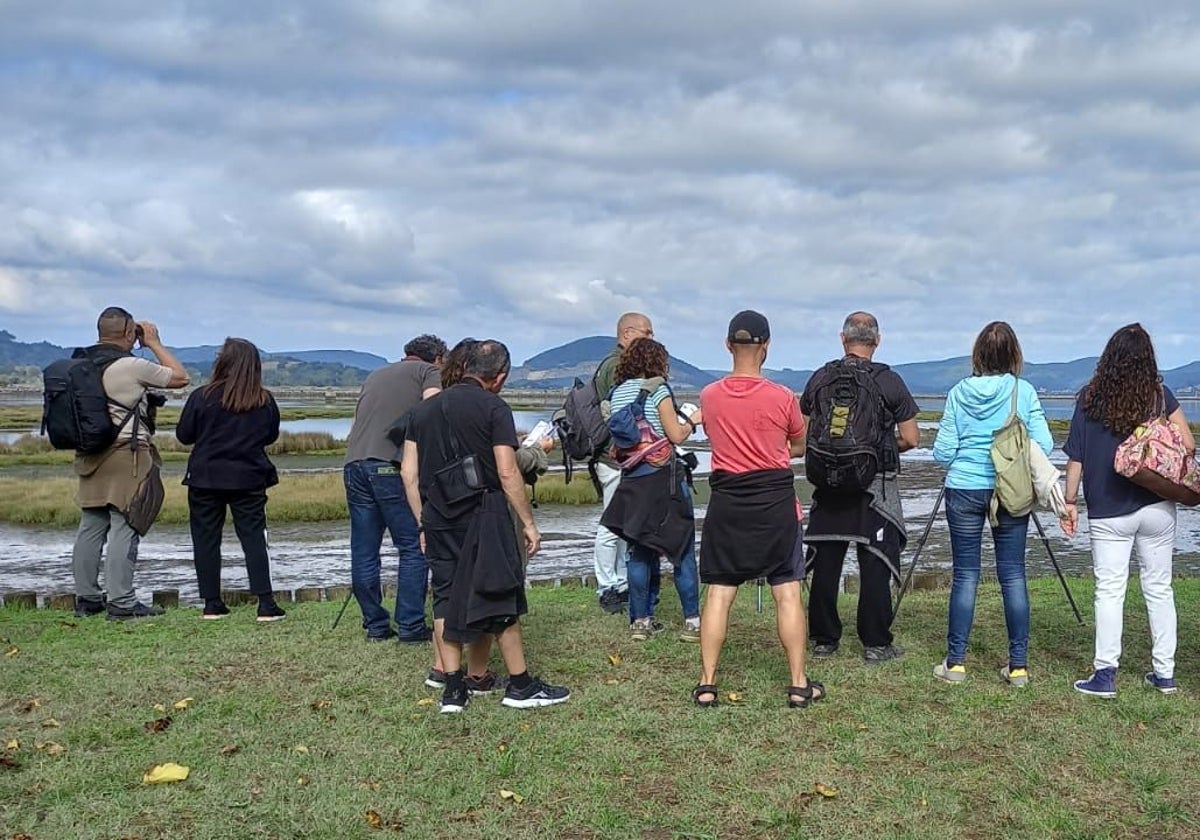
[692,311,825,709]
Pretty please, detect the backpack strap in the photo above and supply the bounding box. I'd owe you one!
[1007,378,1020,423]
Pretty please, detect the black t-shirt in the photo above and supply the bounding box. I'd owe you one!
[799,356,920,465]
[406,380,518,518]
[1063,386,1181,520]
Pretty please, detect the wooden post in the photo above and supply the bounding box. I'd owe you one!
[295,587,323,602]
[274,590,296,603]
[325,585,351,603]
[46,593,76,612]
[221,589,254,606]
[3,591,37,609]
[529,578,558,588]
[152,589,180,609]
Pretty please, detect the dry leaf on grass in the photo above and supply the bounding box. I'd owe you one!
[6,739,20,750]
[416,698,435,707]
[604,679,619,685]
[293,745,309,754]
[40,719,61,729]
[142,763,189,784]
[34,742,65,756]
[18,699,41,714]
[219,744,240,757]
[152,704,167,713]
[814,783,839,799]
[4,646,18,657]
[310,699,333,711]
[144,718,172,734]
[499,789,526,804]
[171,698,194,711]
[297,775,310,786]
[725,692,744,703]
[365,810,383,829]
[608,653,622,666]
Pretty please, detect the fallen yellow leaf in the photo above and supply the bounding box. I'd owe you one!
[143,762,190,784]
[604,679,619,685]
[152,703,167,713]
[365,809,383,829]
[726,692,744,703]
[41,719,61,729]
[297,775,310,786]
[5,739,19,750]
[608,653,622,666]
[310,699,333,711]
[499,789,525,804]
[172,697,194,711]
[416,698,435,707]
[815,782,839,799]
[293,745,310,754]
[5,646,18,657]
[34,741,65,756]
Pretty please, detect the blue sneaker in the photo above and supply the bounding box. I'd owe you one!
[1074,667,1117,699]
[1144,672,1177,695]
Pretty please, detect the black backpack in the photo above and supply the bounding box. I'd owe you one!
[41,346,136,454]
[805,358,890,494]
[551,374,611,489]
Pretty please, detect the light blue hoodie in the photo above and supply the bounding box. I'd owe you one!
[933,374,1053,490]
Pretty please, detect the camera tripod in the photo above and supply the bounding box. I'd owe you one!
[892,485,1084,625]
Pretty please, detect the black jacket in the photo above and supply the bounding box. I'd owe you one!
[176,386,280,491]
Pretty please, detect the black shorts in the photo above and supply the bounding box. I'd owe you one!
[702,531,806,587]
[424,522,469,621]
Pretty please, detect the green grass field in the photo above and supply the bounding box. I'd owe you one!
[2,579,1198,839]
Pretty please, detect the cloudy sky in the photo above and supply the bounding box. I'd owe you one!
[2,1,1198,370]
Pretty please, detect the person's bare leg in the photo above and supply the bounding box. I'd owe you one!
[698,584,738,701]
[432,623,446,673]
[435,617,462,674]
[494,622,528,676]
[466,634,493,678]
[772,581,822,699]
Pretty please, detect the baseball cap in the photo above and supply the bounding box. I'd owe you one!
[727,310,770,344]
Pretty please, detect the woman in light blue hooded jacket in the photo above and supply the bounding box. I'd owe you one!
[931,322,1053,687]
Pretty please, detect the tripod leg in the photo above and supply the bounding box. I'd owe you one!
[756,578,764,614]
[1031,513,1085,625]
[331,586,355,630]
[892,484,946,618]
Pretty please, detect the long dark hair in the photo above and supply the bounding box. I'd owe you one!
[441,338,478,389]
[615,337,670,385]
[204,338,270,413]
[1082,323,1162,437]
[971,321,1023,376]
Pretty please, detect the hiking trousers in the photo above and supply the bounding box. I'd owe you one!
[808,540,894,648]
[73,506,140,609]
[189,488,274,601]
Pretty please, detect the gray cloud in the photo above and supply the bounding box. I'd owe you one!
[1,1,1198,370]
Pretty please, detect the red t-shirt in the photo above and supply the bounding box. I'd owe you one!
[701,376,805,473]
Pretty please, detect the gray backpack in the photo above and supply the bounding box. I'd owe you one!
[989,383,1035,524]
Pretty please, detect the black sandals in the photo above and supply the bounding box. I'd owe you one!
[786,680,826,709]
[692,684,718,707]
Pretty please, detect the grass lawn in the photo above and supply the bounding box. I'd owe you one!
[2,579,1199,839]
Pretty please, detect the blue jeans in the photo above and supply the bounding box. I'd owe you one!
[944,488,1031,667]
[627,481,700,622]
[344,460,429,638]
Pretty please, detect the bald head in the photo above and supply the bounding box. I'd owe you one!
[616,312,653,348]
[841,311,880,356]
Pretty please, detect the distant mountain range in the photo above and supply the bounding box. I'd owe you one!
[2,329,1198,395]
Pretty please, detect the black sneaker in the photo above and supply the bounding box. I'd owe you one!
[366,629,397,643]
[465,671,503,695]
[863,644,905,664]
[202,600,230,620]
[598,589,626,614]
[106,602,165,621]
[256,600,286,622]
[812,642,839,659]
[397,627,433,644]
[74,596,106,618]
[440,683,470,714]
[424,668,447,689]
[501,677,571,709]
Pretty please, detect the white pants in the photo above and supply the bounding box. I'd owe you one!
[593,461,628,594]
[1088,501,1177,678]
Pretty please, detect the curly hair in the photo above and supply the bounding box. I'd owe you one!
[1081,323,1163,437]
[440,338,478,389]
[615,337,669,384]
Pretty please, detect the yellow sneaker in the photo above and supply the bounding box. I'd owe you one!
[933,661,967,683]
[1001,666,1029,687]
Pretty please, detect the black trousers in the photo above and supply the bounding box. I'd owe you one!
[807,540,895,648]
[188,488,273,601]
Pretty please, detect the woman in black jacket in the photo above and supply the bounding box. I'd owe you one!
[176,337,284,621]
